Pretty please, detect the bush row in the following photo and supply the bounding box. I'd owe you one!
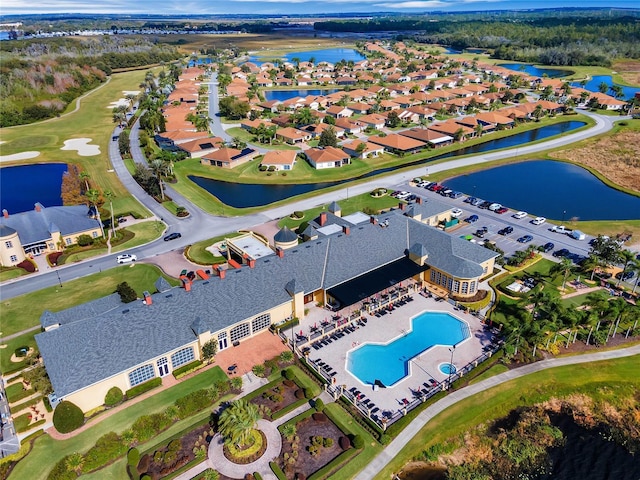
[172,360,204,379]
[126,378,162,400]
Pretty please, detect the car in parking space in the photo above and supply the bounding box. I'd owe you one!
[116,254,137,264]
[495,207,509,214]
[450,191,464,199]
[553,248,570,258]
[615,270,635,281]
[488,203,502,211]
[422,182,433,189]
[406,194,417,202]
[517,235,533,243]
[164,232,182,241]
[441,189,453,197]
[471,198,484,207]
[464,196,477,204]
[396,191,411,199]
[451,208,463,218]
[542,242,555,253]
[531,217,546,225]
[498,226,514,236]
[479,201,493,209]
[465,214,479,223]
[513,211,528,219]
[474,226,489,238]
[427,183,440,191]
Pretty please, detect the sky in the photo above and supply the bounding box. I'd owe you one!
[0,0,637,16]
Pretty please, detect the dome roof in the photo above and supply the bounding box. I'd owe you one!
[0,224,17,238]
[274,226,298,243]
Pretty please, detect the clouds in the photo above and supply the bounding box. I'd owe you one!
[0,0,627,14]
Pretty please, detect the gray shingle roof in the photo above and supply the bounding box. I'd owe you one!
[405,198,452,219]
[0,224,17,237]
[274,226,298,243]
[155,277,172,293]
[0,205,101,245]
[328,201,341,214]
[36,208,497,398]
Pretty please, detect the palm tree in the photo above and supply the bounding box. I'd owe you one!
[125,93,138,111]
[85,188,104,239]
[617,249,636,287]
[532,104,544,122]
[104,190,116,237]
[150,159,166,200]
[628,258,640,294]
[581,254,603,282]
[474,123,483,138]
[65,452,84,475]
[453,128,465,142]
[609,85,624,99]
[218,399,261,447]
[598,81,609,94]
[112,111,127,128]
[79,171,91,192]
[550,257,574,292]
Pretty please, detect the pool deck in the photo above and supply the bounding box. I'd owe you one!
[294,294,495,418]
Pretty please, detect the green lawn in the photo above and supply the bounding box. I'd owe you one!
[111,221,165,252]
[468,364,509,385]
[227,127,300,150]
[0,268,27,282]
[186,232,242,265]
[0,70,155,219]
[375,354,640,479]
[0,264,178,339]
[9,366,228,480]
[5,382,33,403]
[0,331,40,374]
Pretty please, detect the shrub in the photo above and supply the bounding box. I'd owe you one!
[76,234,94,247]
[351,434,364,449]
[17,259,36,273]
[131,412,171,443]
[283,379,295,388]
[312,412,327,422]
[126,378,161,399]
[127,447,140,466]
[293,211,304,219]
[283,369,295,381]
[339,436,351,450]
[294,389,305,400]
[202,339,218,360]
[314,398,325,412]
[53,401,84,434]
[104,386,123,407]
[379,434,391,445]
[323,437,333,448]
[252,364,266,377]
[279,351,294,364]
[172,360,203,378]
[303,388,314,399]
[259,165,268,172]
[116,281,137,303]
[174,388,212,419]
[48,456,77,480]
[82,432,127,472]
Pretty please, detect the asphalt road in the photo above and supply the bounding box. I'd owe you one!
[0,100,630,301]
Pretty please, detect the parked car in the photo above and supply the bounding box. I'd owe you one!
[615,270,635,281]
[451,208,463,218]
[542,242,555,253]
[479,201,493,209]
[488,203,502,211]
[498,226,514,236]
[531,217,546,225]
[570,230,586,240]
[441,189,453,197]
[553,248,570,258]
[116,254,137,264]
[396,191,411,200]
[464,196,476,204]
[496,207,509,214]
[406,194,417,202]
[517,235,533,243]
[513,211,528,219]
[550,225,569,234]
[164,232,182,241]
[471,198,484,207]
[465,214,479,223]
[596,271,612,280]
[450,191,464,199]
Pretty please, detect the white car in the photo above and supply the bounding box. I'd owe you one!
[116,254,137,264]
[396,191,411,200]
[488,203,502,211]
[531,217,546,225]
[451,208,463,218]
[513,211,527,219]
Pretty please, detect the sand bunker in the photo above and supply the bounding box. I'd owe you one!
[0,151,41,163]
[107,90,141,109]
[61,138,100,156]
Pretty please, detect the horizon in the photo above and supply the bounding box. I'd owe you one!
[1,1,638,17]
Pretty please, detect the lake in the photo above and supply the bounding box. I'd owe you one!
[498,63,572,79]
[444,160,640,221]
[188,121,586,209]
[571,75,639,101]
[0,163,68,214]
[264,89,339,102]
[248,47,365,66]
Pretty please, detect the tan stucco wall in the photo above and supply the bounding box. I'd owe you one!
[0,230,25,266]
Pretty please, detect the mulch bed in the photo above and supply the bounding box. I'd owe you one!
[136,424,212,480]
[249,380,299,416]
[277,413,346,479]
[223,430,267,464]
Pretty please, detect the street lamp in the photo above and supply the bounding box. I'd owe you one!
[562,210,566,224]
[55,268,62,288]
[448,345,456,390]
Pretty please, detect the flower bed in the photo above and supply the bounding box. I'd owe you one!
[223,429,267,464]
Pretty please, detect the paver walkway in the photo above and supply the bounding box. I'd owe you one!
[354,343,640,480]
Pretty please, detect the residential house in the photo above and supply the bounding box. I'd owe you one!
[201,147,258,168]
[305,147,351,169]
[260,150,298,171]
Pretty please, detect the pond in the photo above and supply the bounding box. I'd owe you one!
[264,89,339,102]
[498,63,572,79]
[571,75,639,101]
[248,47,365,66]
[188,121,586,209]
[444,160,640,221]
[0,163,67,214]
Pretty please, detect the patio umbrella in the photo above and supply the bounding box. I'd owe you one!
[300,330,303,336]
[314,322,317,329]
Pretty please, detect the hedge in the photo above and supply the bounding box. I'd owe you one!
[270,461,287,480]
[82,432,128,473]
[126,378,162,399]
[270,397,309,421]
[174,388,211,419]
[127,448,140,466]
[307,448,359,480]
[104,386,124,406]
[52,401,85,434]
[172,360,203,379]
[47,456,77,480]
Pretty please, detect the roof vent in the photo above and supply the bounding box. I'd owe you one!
[203,281,210,285]
[122,309,130,314]
[264,259,270,263]
[165,294,173,298]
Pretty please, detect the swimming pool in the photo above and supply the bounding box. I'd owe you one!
[346,311,469,387]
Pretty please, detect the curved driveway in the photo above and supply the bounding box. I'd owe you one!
[0,105,626,301]
[355,343,640,480]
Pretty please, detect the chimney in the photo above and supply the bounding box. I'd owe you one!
[398,202,405,211]
[416,197,423,204]
[34,203,42,212]
[215,265,226,279]
[369,215,378,225]
[2,209,8,218]
[143,291,152,305]
[276,247,284,258]
[248,258,256,268]
[342,225,350,235]
[184,281,192,292]
[319,212,327,226]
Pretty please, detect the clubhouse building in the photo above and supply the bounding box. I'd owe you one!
[36,204,497,413]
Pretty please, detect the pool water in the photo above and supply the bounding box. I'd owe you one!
[439,363,457,375]
[346,312,469,387]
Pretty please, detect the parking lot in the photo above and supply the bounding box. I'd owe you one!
[400,180,596,263]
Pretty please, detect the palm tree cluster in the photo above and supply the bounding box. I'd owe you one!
[217,399,261,448]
